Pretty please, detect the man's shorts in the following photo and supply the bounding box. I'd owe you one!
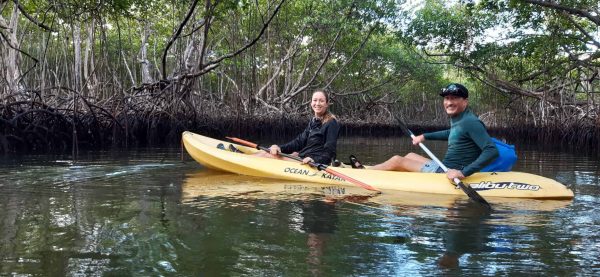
[420,160,444,173]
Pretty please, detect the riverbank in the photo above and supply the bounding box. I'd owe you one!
[1,111,598,156]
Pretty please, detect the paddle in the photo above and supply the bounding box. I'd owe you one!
[226,136,380,192]
[394,118,492,210]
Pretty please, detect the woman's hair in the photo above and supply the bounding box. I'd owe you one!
[313,89,336,124]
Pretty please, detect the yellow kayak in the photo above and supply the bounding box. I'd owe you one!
[182,131,574,200]
[182,170,572,211]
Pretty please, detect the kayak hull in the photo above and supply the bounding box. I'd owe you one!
[182,131,574,199]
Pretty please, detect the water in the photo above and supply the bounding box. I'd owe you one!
[0,137,599,276]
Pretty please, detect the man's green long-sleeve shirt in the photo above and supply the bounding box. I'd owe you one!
[423,109,499,176]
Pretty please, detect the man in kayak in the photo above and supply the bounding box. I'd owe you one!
[254,89,340,165]
[364,83,499,180]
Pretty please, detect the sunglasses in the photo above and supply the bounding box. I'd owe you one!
[442,84,460,94]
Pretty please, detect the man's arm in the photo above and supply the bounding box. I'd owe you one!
[461,122,499,176]
[423,129,450,141]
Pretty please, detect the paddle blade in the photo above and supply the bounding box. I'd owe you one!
[226,137,258,149]
[455,180,492,210]
[393,114,414,137]
[324,168,381,192]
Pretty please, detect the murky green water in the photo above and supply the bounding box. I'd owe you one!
[1,137,599,276]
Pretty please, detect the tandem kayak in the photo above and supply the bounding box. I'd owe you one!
[181,131,574,200]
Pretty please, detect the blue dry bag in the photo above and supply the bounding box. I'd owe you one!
[481,138,517,172]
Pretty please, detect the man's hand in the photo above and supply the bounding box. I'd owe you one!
[446,169,465,180]
[412,134,425,145]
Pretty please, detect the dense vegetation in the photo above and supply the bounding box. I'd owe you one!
[1,0,598,153]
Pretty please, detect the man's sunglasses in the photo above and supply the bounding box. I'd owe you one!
[442,84,460,94]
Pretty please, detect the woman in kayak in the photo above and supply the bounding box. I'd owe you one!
[255,89,340,165]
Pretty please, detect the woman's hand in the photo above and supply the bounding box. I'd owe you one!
[301,157,314,164]
[269,145,281,155]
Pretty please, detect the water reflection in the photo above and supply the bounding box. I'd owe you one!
[0,142,598,276]
[181,170,379,203]
[181,170,578,275]
[0,155,186,276]
[299,200,338,276]
[437,201,492,269]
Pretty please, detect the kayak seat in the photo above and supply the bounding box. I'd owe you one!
[332,159,341,167]
[228,144,243,153]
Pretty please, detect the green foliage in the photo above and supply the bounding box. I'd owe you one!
[404,0,599,88]
[4,0,452,122]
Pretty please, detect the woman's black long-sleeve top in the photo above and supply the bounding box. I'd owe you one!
[279,117,340,165]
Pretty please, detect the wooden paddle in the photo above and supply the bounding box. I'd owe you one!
[394,118,492,210]
[226,137,380,192]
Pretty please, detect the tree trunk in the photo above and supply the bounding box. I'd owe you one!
[1,3,21,96]
[84,19,98,95]
[140,21,153,84]
[73,22,82,91]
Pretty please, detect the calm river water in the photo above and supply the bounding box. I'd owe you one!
[0,136,599,276]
